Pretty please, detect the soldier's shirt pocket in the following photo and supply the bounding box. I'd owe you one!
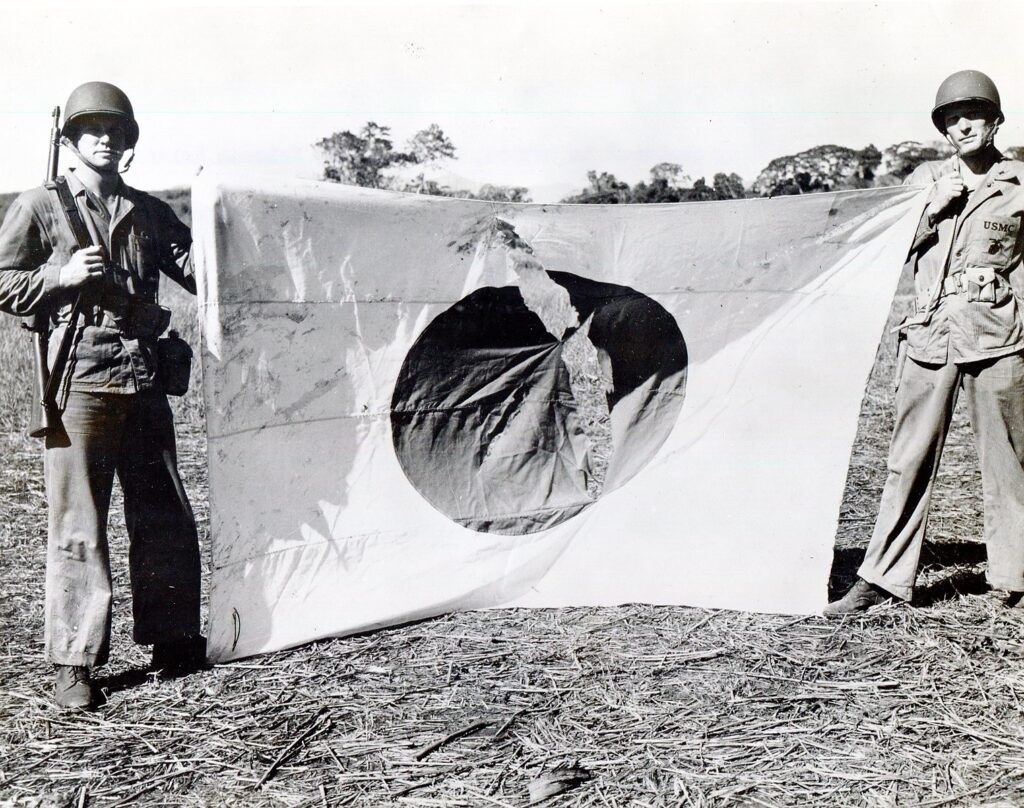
[130,231,155,278]
[970,216,1018,268]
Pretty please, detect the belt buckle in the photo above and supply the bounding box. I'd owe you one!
[944,273,965,296]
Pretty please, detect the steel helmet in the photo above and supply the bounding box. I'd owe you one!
[931,70,1003,132]
[62,81,139,147]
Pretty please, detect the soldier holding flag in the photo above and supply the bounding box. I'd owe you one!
[827,70,1024,614]
[0,82,203,708]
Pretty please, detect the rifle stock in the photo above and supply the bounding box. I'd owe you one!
[24,313,55,438]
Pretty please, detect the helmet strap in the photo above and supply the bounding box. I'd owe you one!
[985,121,1000,149]
[60,135,131,176]
[59,135,85,165]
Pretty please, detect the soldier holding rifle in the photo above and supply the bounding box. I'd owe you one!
[827,70,1024,615]
[0,82,203,709]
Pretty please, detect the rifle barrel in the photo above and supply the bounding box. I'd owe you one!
[46,106,60,183]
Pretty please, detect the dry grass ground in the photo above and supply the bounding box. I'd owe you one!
[2,256,1024,807]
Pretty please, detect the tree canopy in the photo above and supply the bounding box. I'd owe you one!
[316,121,530,202]
[317,123,1024,204]
[315,122,452,190]
[561,167,747,204]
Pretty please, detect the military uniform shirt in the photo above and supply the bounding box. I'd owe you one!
[902,155,1024,365]
[0,169,194,393]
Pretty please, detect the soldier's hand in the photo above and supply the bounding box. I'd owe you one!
[58,247,105,291]
[926,173,966,222]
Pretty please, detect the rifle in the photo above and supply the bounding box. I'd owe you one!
[24,106,102,439]
[23,107,62,438]
[39,182,94,425]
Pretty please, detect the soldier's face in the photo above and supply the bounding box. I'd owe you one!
[72,115,127,173]
[942,103,999,157]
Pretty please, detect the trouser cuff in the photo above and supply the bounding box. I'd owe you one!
[857,567,912,602]
[46,650,104,668]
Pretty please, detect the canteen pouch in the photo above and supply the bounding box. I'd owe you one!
[157,329,193,396]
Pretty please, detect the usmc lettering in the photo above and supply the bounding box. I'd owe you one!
[984,220,1017,233]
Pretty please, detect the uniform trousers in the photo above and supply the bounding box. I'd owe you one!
[859,352,1024,600]
[44,391,201,667]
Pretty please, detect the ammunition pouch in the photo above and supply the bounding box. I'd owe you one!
[942,268,999,303]
[91,291,171,339]
[966,268,998,304]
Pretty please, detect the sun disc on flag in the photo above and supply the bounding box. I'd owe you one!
[390,265,687,536]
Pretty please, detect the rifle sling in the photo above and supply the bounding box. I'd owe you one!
[47,176,93,251]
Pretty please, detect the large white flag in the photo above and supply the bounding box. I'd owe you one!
[192,176,925,661]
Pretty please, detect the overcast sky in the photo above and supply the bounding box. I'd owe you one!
[2,1,1023,200]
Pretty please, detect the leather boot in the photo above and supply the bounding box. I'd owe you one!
[54,665,95,710]
[823,578,894,617]
[1003,591,1024,608]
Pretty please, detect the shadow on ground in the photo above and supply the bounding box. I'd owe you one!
[92,666,154,705]
[92,655,211,705]
[828,540,988,605]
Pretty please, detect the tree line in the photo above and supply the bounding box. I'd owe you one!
[317,122,1024,204]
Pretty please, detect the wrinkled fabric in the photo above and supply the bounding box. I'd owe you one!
[390,272,687,534]
[193,176,927,661]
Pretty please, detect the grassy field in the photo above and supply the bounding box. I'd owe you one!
[1,194,1024,807]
